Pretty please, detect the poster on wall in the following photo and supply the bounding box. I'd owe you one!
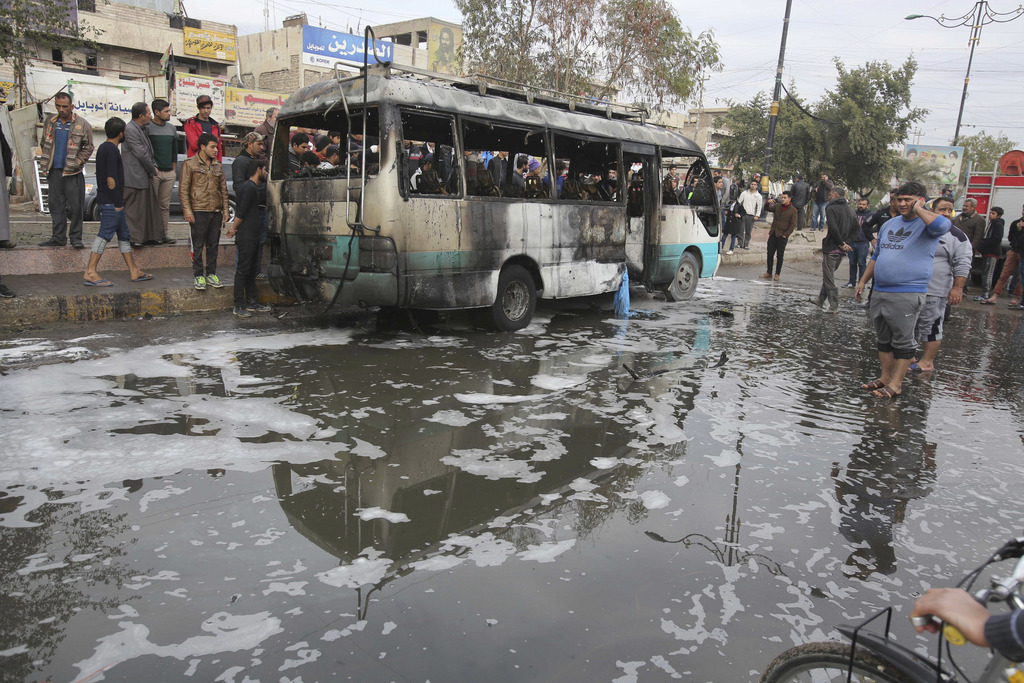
[300,25,394,69]
[427,20,462,76]
[183,27,237,62]
[26,68,151,125]
[903,144,965,186]
[225,87,287,127]
[174,74,226,122]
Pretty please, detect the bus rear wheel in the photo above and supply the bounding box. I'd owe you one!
[666,252,700,302]
[491,265,537,331]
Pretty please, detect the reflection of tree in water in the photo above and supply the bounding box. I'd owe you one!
[0,495,136,682]
[832,400,937,579]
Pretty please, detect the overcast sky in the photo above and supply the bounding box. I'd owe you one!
[195,0,1024,149]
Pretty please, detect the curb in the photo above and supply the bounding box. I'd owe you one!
[0,281,294,327]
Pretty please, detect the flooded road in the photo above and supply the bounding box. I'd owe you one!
[2,273,1024,682]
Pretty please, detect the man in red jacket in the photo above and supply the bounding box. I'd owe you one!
[183,95,223,161]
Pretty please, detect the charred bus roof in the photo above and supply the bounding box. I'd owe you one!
[278,65,702,155]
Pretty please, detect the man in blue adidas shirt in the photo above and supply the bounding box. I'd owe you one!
[853,181,951,398]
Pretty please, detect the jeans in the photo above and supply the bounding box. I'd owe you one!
[811,201,828,231]
[720,231,738,251]
[991,250,1022,298]
[233,228,261,306]
[847,242,870,285]
[46,169,85,244]
[190,211,223,277]
[741,215,755,248]
[982,255,1000,296]
[766,235,788,274]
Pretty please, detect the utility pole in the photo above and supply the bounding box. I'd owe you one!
[762,0,794,211]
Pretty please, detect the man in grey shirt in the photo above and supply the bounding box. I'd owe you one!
[122,102,160,246]
[911,195,972,372]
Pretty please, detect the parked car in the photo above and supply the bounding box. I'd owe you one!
[84,154,236,224]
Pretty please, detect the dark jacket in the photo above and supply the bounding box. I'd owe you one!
[814,178,834,203]
[768,202,797,238]
[0,125,11,178]
[1007,217,1024,253]
[790,180,811,207]
[978,218,1004,256]
[823,197,857,252]
[724,201,745,236]
[853,208,875,243]
[953,210,987,251]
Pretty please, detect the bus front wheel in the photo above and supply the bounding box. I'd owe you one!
[666,252,700,302]
[491,265,537,331]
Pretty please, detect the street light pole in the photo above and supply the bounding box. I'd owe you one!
[906,2,1024,147]
[762,0,794,201]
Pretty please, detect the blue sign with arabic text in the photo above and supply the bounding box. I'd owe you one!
[301,26,394,69]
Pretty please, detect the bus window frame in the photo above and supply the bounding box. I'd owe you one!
[551,130,623,204]
[457,114,552,202]
[399,108,461,200]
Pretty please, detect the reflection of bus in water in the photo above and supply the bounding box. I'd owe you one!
[266,64,721,330]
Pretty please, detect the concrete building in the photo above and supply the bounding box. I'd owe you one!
[235,15,461,95]
[3,0,236,122]
[657,107,731,169]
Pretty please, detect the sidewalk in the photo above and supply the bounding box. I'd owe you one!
[0,209,828,327]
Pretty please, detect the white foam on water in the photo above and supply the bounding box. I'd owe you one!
[517,538,576,563]
[707,450,742,468]
[673,476,689,487]
[529,375,587,391]
[0,645,29,657]
[316,548,392,589]
[350,438,388,460]
[422,489,442,496]
[262,582,308,596]
[441,449,542,483]
[424,410,478,427]
[139,486,192,513]
[649,655,683,679]
[613,660,646,683]
[527,412,568,421]
[382,622,397,635]
[591,457,618,469]
[639,490,670,510]
[72,611,283,682]
[356,507,410,523]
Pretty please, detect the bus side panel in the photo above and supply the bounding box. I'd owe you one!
[647,207,718,283]
[543,203,626,298]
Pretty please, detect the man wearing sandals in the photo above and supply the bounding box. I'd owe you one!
[853,181,950,398]
[909,196,971,372]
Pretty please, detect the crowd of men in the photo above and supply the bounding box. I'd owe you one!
[0,92,278,317]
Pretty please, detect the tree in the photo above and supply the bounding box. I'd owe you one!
[0,0,101,106]
[715,57,926,195]
[455,0,720,111]
[958,131,1019,175]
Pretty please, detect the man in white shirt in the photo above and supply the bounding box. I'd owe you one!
[737,181,763,249]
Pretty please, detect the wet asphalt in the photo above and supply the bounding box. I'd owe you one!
[1,261,1022,682]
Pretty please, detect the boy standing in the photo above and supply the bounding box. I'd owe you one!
[179,133,229,290]
[227,159,271,317]
[83,117,152,286]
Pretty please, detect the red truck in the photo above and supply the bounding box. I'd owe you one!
[963,150,1024,286]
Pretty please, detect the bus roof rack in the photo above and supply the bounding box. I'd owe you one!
[372,63,649,124]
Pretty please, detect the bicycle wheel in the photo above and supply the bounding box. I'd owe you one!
[759,641,913,683]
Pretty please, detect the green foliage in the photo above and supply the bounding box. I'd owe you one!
[0,0,101,104]
[958,131,1019,174]
[455,0,720,110]
[716,57,926,194]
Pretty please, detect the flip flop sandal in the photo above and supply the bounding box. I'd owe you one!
[861,380,886,391]
[871,386,900,398]
[83,279,114,287]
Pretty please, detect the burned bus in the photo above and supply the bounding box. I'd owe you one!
[266,64,721,330]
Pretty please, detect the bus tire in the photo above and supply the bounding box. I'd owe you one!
[759,642,912,683]
[666,252,700,302]
[491,265,536,331]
